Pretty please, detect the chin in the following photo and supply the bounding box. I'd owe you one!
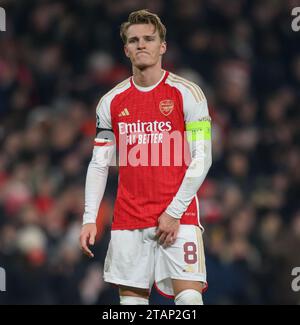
[134,59,154,69]
[135,63,151,70]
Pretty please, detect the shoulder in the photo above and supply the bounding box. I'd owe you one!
[96,77,131,113]
[165,72,206,103]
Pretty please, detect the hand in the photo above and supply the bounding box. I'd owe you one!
[155,212,180,248]
[80,223,97,258]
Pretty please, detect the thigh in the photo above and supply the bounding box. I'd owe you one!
[155,225,207,297]
[119,286,149,298]
[171,279,204,297]
[104,228,155,290]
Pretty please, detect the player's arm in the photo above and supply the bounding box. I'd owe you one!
[157,87,212,247]
[80,98,115,258]
[165,115,212,218]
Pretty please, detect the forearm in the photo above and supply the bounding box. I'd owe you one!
[166,137,212,219]
[82,145,114,225]
[82,161,109,225]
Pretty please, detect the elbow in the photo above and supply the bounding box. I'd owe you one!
[89,158,109,174]
[187,157,211,179]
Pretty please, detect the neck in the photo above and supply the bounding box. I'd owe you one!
[132,63,164,87]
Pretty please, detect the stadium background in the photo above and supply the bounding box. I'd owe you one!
[0,0,299,304]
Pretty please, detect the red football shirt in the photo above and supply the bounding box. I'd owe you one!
[96,71,209,230]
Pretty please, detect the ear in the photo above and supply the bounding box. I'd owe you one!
[124,44,130,58]
[160,41,167,55]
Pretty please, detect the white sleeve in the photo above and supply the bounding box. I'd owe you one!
[165,85,212,219]
[82,145,115,225]
[82,96,115,225]
[96,95,112,130]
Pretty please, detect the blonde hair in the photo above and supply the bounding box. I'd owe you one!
[120,9,166,44]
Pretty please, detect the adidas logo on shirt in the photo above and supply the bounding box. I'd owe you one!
[118,108,130,117]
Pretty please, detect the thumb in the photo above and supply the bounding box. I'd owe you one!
[174,226,179,239]
[89,233,95,245]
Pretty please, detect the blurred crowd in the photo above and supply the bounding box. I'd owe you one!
[0,0,300,304]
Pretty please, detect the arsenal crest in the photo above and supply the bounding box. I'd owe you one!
[159,99,174,116]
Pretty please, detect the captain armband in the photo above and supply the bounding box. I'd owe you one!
[94,128,115,147]
[185,117,211,142]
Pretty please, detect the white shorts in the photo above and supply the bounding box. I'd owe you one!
[103,225,206,298]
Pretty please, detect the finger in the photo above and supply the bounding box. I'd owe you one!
[158,233,167,245]
[163,233,175,248]
[83,245,94,258]
[173,227,179,242]
[155,228,163,239]
[80,237,94,258]
[174,229,179,241]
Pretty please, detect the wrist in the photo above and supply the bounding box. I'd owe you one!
[82,219,96,226]
[165,207,182,220]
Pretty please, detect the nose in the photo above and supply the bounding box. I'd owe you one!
[137,38,146,49]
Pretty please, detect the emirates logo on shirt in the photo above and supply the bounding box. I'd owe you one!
[159,99,174,116]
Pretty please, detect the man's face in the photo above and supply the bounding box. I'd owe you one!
[124,24,166,69]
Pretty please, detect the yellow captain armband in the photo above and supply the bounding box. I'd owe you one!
[186,119,211,141]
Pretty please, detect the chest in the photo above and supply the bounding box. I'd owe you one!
[111,86,184,134]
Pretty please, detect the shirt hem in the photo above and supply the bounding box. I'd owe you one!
[111,219,199,230]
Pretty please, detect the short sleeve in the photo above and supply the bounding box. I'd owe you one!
[96,96,112,131]
[182,84,210,123]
